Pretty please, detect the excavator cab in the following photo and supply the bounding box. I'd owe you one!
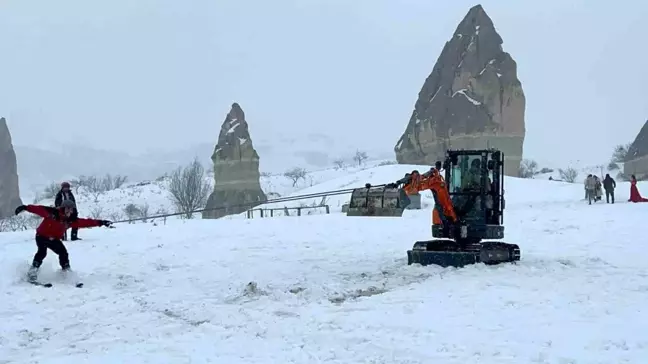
[407,149,520,267]
[436,150,504,240]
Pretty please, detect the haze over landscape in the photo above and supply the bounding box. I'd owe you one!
[2,0,647,198]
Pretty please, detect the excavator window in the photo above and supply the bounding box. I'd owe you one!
[448,155,483,193]
[449,165,463,193]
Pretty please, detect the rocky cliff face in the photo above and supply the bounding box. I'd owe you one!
[395,4,525,176]
[624,120,648,178]
[0,118,23,218]
[203,103,267,219]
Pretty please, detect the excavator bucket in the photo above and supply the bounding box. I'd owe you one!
[346,184,405,217]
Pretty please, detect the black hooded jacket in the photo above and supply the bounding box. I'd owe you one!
[603,175,616,190]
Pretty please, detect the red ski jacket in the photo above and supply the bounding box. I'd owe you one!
[24,205,103,240]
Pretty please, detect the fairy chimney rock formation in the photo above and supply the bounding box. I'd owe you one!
[624,120,648,178]
[0,118,23,217]
[202,103,267,218]
[394,4,526,176]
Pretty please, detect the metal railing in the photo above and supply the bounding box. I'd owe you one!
[245,205,330,218]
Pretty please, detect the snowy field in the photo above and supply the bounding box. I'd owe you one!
[2,166,648,362]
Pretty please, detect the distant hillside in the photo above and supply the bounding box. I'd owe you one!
[15,133,394,201]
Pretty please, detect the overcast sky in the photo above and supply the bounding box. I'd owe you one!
[1,0,646,167]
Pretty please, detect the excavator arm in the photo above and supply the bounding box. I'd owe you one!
[392,169,459,225]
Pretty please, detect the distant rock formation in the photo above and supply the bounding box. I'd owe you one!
[203,103,267,219]
[394,4,525,176]
[0,118,23,218]
[624,120,648,178]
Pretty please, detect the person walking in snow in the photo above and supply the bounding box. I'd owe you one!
[584,174,596,204]
[603,174,616,203]
[55,182,80,241]
[14,200,112,282]
[593,175,603,202]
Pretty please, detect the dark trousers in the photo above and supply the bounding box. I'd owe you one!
[32,235,70,270]
[605,189,615,203]
[63,210,79,240]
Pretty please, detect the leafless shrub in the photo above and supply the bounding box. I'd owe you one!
[41,182,61,200]
[89,205,104,219]
[558,167,578,183]
[0,215,41,232]
[167,158,211,218]
[139,203,150,222]
[353,150,368,166]
[518,159,539,178]
[123,203,141,223]
[284,167,308,187]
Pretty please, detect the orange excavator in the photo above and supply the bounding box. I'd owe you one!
[388,149,520,267]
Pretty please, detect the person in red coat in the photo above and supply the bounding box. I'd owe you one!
[628,175,648,202]
[14,199,112,282]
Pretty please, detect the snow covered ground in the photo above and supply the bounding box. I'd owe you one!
[2,164,648,362]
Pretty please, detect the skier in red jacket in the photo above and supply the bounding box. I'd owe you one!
[14,200,112,282]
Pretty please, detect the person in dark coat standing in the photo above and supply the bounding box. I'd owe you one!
[55,182,80,240]
[603,174,616,203]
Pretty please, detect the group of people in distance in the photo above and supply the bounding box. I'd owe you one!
[584,173,648,205]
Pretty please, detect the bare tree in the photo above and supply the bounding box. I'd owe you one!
[609,143,632,170]
[616,171,631,181]
[138,203,150,222]
[518,159,539,178]
[89,205,104,219]
[108,211,123,222]
[284,167,308,187]
[167,158,211,218]
[558,167,578,183]
[154,207,169,225]
[76,174,127,197]
[0,215,41,232]
[123,203,141,223]
[113,175,128,189]
[333,158,346,170]
[100,174,128,190]
[353,150,368,166]
[41,182,60,200]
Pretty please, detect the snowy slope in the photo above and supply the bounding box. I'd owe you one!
[2,169,648,362]
[31,160,394,222]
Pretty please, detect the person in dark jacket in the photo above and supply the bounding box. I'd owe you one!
[55,181,79,241]
[603,174,616,203]
[15,200,112,282]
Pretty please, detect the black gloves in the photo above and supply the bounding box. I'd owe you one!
[14,205,26,215]
[98,220,112,227]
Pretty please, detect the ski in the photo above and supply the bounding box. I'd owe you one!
[28,281,82,288]
[30,281,53,287]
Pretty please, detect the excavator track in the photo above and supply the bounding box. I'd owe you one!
[407,239,520,268]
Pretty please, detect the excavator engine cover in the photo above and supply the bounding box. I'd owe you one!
[407,239,520,267]
[346,184,405,217]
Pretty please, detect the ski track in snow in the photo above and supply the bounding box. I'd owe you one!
[2,177,648,362]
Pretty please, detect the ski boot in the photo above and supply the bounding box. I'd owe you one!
[27,266,39,283]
